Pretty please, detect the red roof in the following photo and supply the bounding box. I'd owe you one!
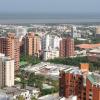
[76,43,100,49]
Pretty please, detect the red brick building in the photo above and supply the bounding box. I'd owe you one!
[86,74,100,100]
[59,67,83,100]
[60,36,74,57]
[59,66,100,100]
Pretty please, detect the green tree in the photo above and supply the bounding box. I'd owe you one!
[20,71,27,89]
[31,96,37,100]
[28,73,35,86]
[17,96,25,100]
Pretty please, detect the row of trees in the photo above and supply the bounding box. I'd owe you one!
[74,37,100,45]
[20,55,41,65]
[47,56,100,71]
[47,56,88,66]
[91,38,100,43]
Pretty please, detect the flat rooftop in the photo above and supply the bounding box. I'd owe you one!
[61,67,82,75]
[76,43,100,49]
[87,72,100,86]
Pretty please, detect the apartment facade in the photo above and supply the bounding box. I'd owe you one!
[59,67,83,100]
[41,34,61,60]
[22,32,41,57]
[60,36,74,58]
[43,49,59,61]
[59,66,100,100]
[0,53,14,87]
[0,33,20,71]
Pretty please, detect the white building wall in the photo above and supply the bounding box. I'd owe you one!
[43,50,59,61]
[42,34,61,60]
[42,34,61,51]
[5,60,14,87]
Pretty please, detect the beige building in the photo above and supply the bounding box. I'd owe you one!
[0,53,14,87]
[33,35,41,56]
[22,32,41,57]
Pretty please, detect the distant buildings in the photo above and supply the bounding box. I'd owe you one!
[59,64,100,100]
[22,32,41,57]
[60,36,74,58]
[0,33,20,71]
[2,87,31,100]
[71,26,79,38]
[0,53,14,87]
[87,48,100,62]
[75,43,100,58]
[96,26,100,38]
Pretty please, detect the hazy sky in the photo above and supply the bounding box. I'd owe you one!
[0,0,99,13]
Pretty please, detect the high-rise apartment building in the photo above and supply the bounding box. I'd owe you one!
[33,35,41,56]
[41,34,61,51]
[41,34,61,60]
[59,64,100,100]
[0,33,20,71]
[0,53,14,87]
[22,32,41,57]
[60,36,74,57]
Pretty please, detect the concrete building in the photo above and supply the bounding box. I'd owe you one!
[71,26,79,38]
[60,36,74,58]
[43,49,59,61]
[41,34,61,60]
[87,48,100,62]
[0,53,14,87]
[0,33,20,71]
[42,34,61,51]
[33,35,41,57]
[22,32,41,57]
[59,64,100,100]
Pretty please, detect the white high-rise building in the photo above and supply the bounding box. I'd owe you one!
[72,26,78,38]
[41,34,62,60]
[0,53,14,87]
[42,34,61,51]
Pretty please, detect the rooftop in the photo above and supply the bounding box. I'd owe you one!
[0,53,13,61]
[3,86,27,96]
[22,62,76,79]
[62,67,82,75]
[87,73,100,86]
[88,48,100,53]
[76,43,100,49]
